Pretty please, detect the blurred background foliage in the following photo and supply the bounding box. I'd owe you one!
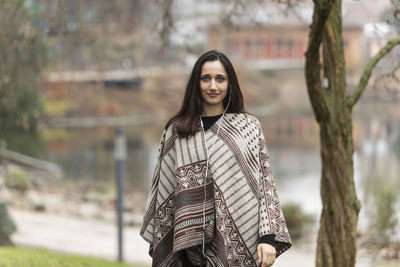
[0,0,47,132]
[368,182,399,247]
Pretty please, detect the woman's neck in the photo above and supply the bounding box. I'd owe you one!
[202,104,224,117]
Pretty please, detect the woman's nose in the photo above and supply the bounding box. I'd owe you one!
[210,79,217,89]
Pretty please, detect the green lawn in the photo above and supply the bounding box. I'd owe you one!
[0,246,147,267]
[376,263,400,267]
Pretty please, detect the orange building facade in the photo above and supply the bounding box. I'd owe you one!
[208,25,364,70]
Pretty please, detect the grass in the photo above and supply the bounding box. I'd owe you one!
[376,263,400,267]
[0,246,147,267]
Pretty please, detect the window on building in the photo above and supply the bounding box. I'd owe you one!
[244,40,252,59]
[298,42,305,58]
[287,40,294,58]
[256,39,263,58]
[266,40,273,58]
[231,40,240,57]
[275,39,283,58]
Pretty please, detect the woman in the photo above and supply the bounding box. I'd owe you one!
[140,50,291,267]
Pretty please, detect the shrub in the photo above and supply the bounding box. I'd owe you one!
[0,202,17,246]
[368,184,399,247]
[282,202,314,240]
[4,171,29,193]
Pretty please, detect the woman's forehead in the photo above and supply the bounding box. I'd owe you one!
[201,60,227,75]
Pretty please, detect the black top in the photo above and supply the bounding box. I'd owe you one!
[201,113,276,249]
[201,114,223,131]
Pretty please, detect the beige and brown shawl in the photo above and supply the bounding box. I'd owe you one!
[140,113,291,266]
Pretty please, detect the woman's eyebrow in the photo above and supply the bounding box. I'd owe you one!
[201,73,226,77]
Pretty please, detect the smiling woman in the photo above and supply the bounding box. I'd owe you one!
[140,50,291,267]
[199,61,228,116]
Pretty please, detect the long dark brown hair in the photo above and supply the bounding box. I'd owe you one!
[166,50,245,138]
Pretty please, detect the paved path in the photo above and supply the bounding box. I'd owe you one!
[9,208,381,267]
[10,208,151,266]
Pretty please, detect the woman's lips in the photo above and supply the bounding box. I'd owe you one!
[207,93,219,97]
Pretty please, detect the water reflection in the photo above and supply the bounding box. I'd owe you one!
[357,114,400,231]
[268,146,321,215]
[41,128,151,191]
[0,130,45,158]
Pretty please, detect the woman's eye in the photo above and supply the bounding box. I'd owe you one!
[216,77,225,82]
[201,76,209,81]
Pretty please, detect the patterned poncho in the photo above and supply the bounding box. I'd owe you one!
[140,113,291,266]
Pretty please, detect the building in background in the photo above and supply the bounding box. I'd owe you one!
[206,0,393,71]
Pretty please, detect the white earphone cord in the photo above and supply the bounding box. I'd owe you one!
[200,92,231,257]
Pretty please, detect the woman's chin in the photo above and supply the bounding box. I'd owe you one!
[204,102,223,108]
[204,97,223,105]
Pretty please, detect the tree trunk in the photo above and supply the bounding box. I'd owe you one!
[316,121,360,266]
[315,1,361,266]
[305,0,361,266]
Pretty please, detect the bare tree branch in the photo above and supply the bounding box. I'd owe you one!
[304,0,335,123]
[220,0,247,29]
[392,0,400,25]
[346,37,400,108]
[373,61,400,96]
[158,0,174,48]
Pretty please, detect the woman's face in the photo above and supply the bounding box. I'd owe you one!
[199,60,228,113]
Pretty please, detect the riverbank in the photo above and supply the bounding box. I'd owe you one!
[0,175,148,227]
